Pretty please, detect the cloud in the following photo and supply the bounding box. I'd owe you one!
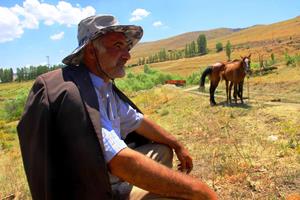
[153,21,163,27]
[0,0,96,43]
[0,7,24,43]
[130,8,150,22]
[50,31,64,40]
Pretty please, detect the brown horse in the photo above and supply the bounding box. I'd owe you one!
[222,55,251,104]
[199,54,251,106]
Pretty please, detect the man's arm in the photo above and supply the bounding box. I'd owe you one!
[109,147,217,200]
[136,116,193,173]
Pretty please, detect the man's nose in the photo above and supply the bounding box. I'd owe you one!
[121,49,131,60]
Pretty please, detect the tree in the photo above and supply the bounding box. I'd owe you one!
[225,40,232,61]
[197,34,207,55]
[184,44,189,58]
[0,68,3,82]
[216,42,223,52]
[138,58,142,66]
[190,41,196,57]
[159,48,167,62]
[9,68,13,81]
[0,68,13,83]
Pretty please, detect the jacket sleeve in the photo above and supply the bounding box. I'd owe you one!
[17,76,51,200]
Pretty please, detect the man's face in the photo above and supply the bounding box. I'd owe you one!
[92,32,131,79]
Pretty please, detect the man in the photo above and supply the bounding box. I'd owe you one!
[17,15,218,200]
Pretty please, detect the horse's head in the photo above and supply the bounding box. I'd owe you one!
[241,54,251,73]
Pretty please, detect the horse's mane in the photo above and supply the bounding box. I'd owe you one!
[226,59,241,64]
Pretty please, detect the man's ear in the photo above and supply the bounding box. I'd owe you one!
[85,42,94,54]
[83,42,96,60]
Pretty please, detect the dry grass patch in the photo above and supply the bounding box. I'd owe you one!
[129,85,300,199]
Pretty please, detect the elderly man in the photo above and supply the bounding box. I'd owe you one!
[17,15,218,200]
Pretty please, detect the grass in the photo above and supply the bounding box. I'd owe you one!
[127,85,300,199]
[0,81,33,199]
[0,63,299,199]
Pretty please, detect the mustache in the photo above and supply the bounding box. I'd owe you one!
[117,59,128,67]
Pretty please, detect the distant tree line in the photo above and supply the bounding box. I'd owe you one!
[0,68,14,83]
[0,64,64,83]
[136,34,232,66]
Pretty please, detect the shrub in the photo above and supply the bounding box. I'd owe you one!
[270,53,276,65]
[3,89,28,121]
[116,65,183,92]
[285,52,300,67]
[186,71,202,85]
[216,42,223,52]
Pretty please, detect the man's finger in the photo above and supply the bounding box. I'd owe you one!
[187,157,193,173]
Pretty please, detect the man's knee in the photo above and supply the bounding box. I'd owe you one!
[155,144,173,167]
[134,143,173,168]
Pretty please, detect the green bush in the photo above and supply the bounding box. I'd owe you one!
[250,62,260,70]
[285,52,300,67]
[116,65,183,92]
[186,70,202,85]
[3,89,28,121]
[216,42,223,52]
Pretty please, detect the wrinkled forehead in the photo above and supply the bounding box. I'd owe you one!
[95,32,127,45]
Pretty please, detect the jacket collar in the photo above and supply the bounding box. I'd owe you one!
[67,65,103,141]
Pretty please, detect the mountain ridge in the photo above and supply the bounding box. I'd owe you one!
[129,16,300,65]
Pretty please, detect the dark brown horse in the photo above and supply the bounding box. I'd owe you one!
[199,54,251,106]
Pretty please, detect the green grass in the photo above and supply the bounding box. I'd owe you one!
[0,81,32,199]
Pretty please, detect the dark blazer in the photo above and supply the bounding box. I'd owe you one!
[17,65,148,200]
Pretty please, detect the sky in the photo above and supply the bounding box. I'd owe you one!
[0,0,299,71]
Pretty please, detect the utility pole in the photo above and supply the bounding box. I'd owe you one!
[46,56,50,68]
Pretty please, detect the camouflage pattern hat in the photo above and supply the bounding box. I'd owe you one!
[62,14,143,66]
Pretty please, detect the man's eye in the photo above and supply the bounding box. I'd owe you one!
[114,44,122,49]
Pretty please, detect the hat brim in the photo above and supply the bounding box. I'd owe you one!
[62,25,143,66]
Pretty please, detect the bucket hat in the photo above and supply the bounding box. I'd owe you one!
[62,14,143,66]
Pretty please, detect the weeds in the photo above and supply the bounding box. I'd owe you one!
[285,52,300,67]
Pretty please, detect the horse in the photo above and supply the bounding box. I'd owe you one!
[222,55,251,104]
[199,54,251,106]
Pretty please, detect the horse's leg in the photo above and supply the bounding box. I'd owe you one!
[233,83,237,104]
[209,80,219,106]
[239,81,244,104]
[229,82,234,104]
[225,80,229,104]
[209,81,216,106]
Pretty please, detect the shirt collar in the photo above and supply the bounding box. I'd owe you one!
[89,72,111,89]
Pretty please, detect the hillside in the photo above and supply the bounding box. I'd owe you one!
[130,28,242,61]
[128,16,300,72]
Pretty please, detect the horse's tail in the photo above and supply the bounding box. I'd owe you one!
[199,66,212,90]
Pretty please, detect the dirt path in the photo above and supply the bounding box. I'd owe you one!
[183,85,300,108]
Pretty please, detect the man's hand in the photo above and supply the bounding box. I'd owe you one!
[175,145,193,174]
[136,117,194,173]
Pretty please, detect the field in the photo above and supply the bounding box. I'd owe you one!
[128,64,300,199]
[0,15,300,199]
[0,61,299,199]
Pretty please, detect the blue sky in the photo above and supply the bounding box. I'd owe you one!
[1,0,299,70]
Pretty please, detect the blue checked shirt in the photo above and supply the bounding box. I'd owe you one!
[89,73,144,163]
